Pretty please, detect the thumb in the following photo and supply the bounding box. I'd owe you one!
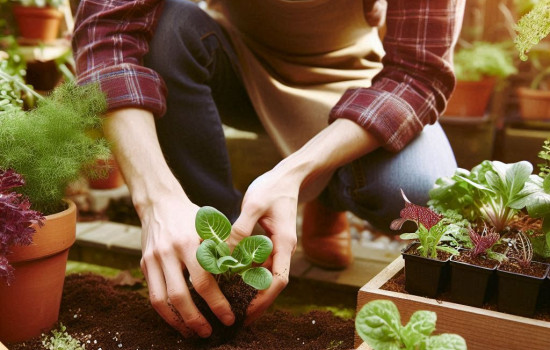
[228,206,261,249]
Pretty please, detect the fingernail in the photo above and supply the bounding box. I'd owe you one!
[221,313,235,326]
[198,328,212,338]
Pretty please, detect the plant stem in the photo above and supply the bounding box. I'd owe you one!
[0,70,43,101]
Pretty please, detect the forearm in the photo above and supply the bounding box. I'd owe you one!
[102,108,188,215]
[273,119,380,200]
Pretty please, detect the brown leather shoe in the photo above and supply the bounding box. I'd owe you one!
[301,199,352,270]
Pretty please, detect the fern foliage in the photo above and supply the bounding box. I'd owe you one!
[0,82,110,214]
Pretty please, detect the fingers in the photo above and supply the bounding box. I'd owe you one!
[182,252,236,327]
[245,230,296,325]
[140,256,197,337]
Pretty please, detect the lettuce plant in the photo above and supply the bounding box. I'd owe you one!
[355,299,467,350]
[428,161,533,232]
[391,190,462,259]
[0,168,44,285]
[195,206,273,290]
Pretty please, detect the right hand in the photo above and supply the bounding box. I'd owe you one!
[138,192,236,338]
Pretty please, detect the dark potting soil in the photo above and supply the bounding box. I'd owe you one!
[497,260,549,278]
[9,273,355,350]
[452,250,499,269]
[190,274,258,346]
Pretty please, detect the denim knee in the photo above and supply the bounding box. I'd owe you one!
[321,123,457,234]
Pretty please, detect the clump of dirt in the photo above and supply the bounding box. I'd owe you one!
[9,273,355,350]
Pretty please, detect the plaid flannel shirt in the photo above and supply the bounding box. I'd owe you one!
[72,0,464,152]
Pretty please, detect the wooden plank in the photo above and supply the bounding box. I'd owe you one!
[355,257,550,350]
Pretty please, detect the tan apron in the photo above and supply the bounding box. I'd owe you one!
[206,0,384,157]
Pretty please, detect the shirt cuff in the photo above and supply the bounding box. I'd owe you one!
[329,87,424,152]
[77,63,167,117]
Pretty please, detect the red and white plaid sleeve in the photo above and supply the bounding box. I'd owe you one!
[329,0,465,152]
[72,0,167,117]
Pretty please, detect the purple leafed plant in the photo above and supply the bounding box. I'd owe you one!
[390,189,443,231]
[469,225,500,258]
[0,169,45,285]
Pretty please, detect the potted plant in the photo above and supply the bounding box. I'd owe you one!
[193,206,273,342]
[448,225,505,307]
[496,231,550,317]
[0,81,110,343]
[446,41,517,117]
[355,299,467,350]
[0,39,39,113]
[12,0,65,43]
[390,190,463,298]
[515,0,550,120]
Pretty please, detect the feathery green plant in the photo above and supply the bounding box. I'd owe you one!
[0,82,110,214]
[515,0,550,61]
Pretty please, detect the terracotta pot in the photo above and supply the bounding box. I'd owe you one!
[88,157,125,190]
[445,77,496,117]
[12,5,63,42]
[0,200,76,343]
[517,87,550,120]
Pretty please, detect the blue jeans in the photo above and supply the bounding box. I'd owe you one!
[144,0,457,233]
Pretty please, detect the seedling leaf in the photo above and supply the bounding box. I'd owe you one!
[355,300,402,350]
[195,206,231,243]
[196,239,223,274]
[234,235,273,264]
[240,267,272,290]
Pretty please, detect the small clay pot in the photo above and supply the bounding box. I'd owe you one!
[13,5,63,42]
[445,77,496,117]
[517,87,550,120]
[401,242,450,298]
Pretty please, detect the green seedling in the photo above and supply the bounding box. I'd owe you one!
[195,206,273,290]
[356,300,467,350]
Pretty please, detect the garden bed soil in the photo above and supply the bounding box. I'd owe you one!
[9,273,355,350]
[380,268,550,321]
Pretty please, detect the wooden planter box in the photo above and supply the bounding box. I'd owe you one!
[355,256,550,350]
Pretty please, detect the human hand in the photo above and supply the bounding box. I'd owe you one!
[227,169,299,325]
[138,193,235,338]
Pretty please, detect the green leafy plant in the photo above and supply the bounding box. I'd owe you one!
[0,39,38,114]
[537,139,550,178]
[428,161,533,232]
[195,206,273,290]
[355,299,467,350]
[391,190,463,259]
[41,323,85,350]
[453,41,517,81]
[0,81,110,214]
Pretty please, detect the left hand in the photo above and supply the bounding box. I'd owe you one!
[227,168,299,325]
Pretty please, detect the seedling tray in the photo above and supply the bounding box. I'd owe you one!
[355,256,550,350]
